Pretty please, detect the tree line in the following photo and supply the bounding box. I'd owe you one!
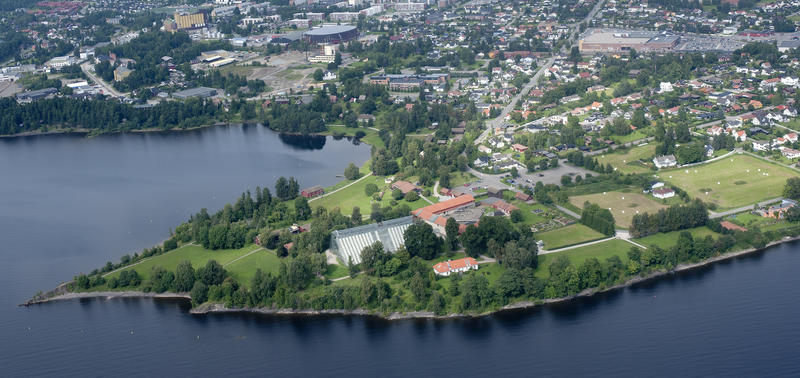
[630,199,709,238]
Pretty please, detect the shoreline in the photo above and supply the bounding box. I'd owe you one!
[0,121,252,139]
[23,235,800,319]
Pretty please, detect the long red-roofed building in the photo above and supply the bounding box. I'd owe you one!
[432,257,479,276]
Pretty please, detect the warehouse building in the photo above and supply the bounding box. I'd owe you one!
[303,25,359,44]
[579,29,679,54]
[330,216,413,265]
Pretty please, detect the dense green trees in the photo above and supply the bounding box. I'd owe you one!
[344,163,361,180]
[580,202,616,236]
[174,260,195,292]
[0,96,230,135]
[784,178,800,200]
[630,200,708,238]
[403,222,442,260]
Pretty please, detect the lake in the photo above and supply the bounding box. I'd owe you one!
[2,125,800,376]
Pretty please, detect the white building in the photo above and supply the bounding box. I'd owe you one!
[659,82,674,93]
[653,187,675,199]
[653,155,677,169]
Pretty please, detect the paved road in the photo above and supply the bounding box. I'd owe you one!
[81,62,126,98]
[467,159,593,190]
[555,204,580,219]
[475,56,557,146]
[309,172,373,203]
[709,197,784,219]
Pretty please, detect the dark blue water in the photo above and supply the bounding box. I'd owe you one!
[3,126,800,376]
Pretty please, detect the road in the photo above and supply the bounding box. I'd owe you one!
[474,0,604,146]
[308,172,373,203]
[467,159,593,191]
[708,197,784,219]
[555,204,580,219]
[81,62,126,98]
[474,56,557,146]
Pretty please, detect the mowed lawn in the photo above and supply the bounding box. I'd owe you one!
[660,154,800,210]
[536,239,632,278]
[311,174,428,216]
[597,144,655,174]
[226,249,283,284]
[536,223,606,250]
[569,190,668,228]
[633,226,721,249]
[104,244,263,282]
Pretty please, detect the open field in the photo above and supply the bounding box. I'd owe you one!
[105,244,263,282]
[659,154,799,210]
[569,190,668,228]
[310,174,428,216]
[325,125,385,149]
[536,223,606,249]
[536,239,631,278]
[597,143,655,174]
[633,226,721,249]
[226,249,283,284]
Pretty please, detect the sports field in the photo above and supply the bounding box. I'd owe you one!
[597,144,655,174]
[569,190,668,228]
[660,154,800,210]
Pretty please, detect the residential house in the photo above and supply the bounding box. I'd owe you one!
[432,257,479,276]
[653,187,675,199]
[653,155,678,169]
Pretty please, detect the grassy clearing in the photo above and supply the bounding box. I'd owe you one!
[536,239,631,278]
[514,202,553,224]
[632,226,721,249]
[325,124,385,149]
[536,223,606,250]
[611,129,649,145]
[105,244,262,282]
[659,154,799,210]
[324,264,350,279]
[226,249,283,284]
[597,143,655,174]
[569,189,668,228]
[311,175,385,215]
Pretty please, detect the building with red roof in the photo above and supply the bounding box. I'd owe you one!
[432,257,479,276]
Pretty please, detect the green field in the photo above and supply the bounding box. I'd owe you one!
[105,244,263,282]
[632,226,721,249]
[226,249,283,284]
[660,154,800,210]
[597,143,655,174]
[325,125,385,149]
[536,239,632,278]
[569,189,668,228]
[536,223,606,250]
[310,175,428,216]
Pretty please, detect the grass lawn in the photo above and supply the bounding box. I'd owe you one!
[311,175,385,214]
[536,223,606,250]
[226,249,283,284]
[104,244,262,282]
[597,143,655,174]
[324,264,350,279]
[536,239,631,278]
[325,124,385,149]
[569,189,668,228]
[515,202,551,223]
[310,174,428,216]
[611,129,648,145]
[659,154,800,210]
[632,226,721,249]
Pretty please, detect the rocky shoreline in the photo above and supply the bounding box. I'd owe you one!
[22,236,800,319]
